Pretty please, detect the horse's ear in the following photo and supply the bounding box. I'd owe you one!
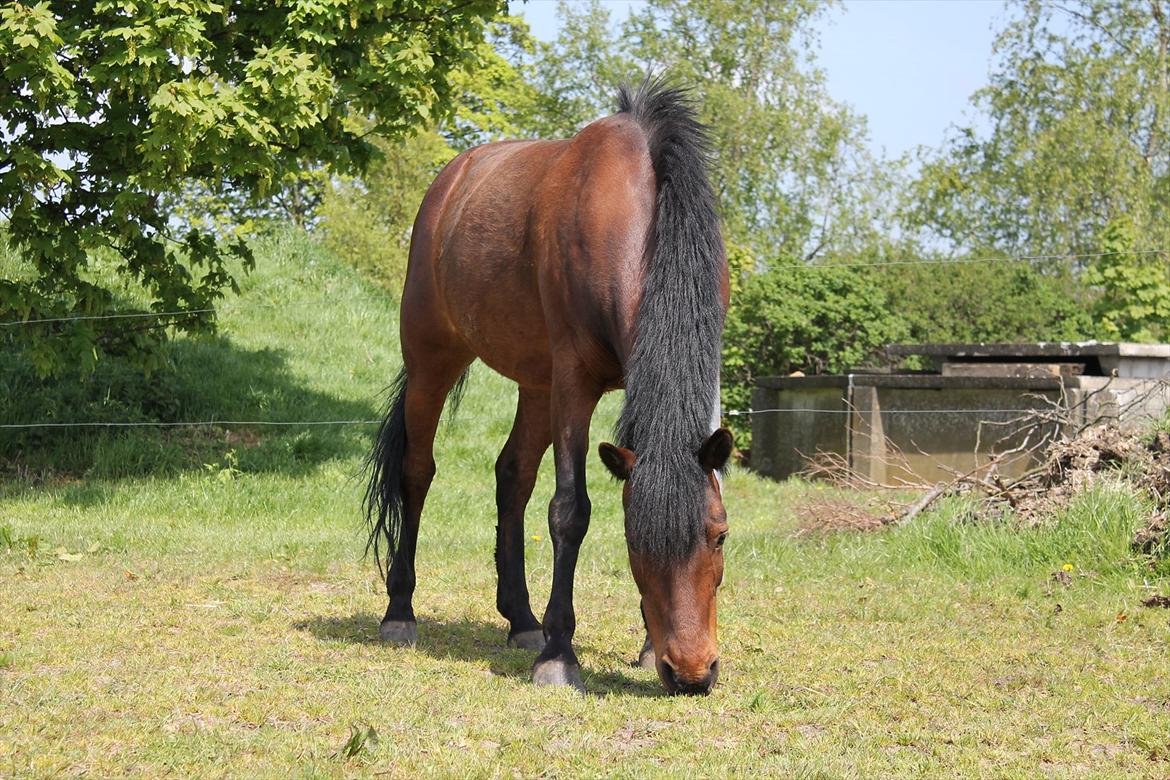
[598,442,636,481]
[698,428,734,472]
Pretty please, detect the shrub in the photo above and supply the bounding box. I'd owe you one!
[876,259,1094,347]
[318,132,455,296]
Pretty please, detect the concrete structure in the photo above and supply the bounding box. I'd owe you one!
[751,342,1170,484]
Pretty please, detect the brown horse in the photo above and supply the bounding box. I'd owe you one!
[365,81,732,695]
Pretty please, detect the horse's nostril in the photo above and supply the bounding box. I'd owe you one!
[658,656,719,696]
[706,658,720,689]
[658,657,684,693]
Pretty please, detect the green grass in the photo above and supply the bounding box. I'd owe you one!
[2,230,1169,778]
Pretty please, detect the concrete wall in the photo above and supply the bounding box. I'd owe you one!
[751,374,1165,484]
[750,377,848,479]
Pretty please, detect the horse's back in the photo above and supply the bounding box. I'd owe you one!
[402,115,655,389]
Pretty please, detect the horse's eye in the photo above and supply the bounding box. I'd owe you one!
[715,531,728,549]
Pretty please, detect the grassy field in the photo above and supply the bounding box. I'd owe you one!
[2,232,1169,778]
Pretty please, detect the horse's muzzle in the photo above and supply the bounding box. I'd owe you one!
[659,656,719,696]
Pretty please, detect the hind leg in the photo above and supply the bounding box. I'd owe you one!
[495,388,552,650]
[380,351,473,645]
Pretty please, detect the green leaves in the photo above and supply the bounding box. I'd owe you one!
[530,0,888,261]
[905,0,1170,260]
[722,261,908,447]
[1085,216,1170,341]
[0,0,502,376]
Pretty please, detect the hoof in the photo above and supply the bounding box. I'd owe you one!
[379,620,417,647]
[637,637,656,671]
[532,658,585,692]
[507,629,546,651]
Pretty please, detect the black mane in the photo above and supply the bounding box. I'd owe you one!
[616,80,725,561]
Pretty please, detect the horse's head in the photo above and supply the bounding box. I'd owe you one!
[599,428,733,695]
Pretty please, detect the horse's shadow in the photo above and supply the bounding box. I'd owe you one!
[295,611,662,698]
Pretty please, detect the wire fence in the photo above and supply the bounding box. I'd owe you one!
[0,419,382,430]
[0,308,217,327]
[0,406,1084,431]
[725,407,1054,417]
[2,245,1168,432]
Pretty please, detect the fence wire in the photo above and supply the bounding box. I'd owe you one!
[0,419,382,430]
[0,407,1083,430]
[3,245,1167,431]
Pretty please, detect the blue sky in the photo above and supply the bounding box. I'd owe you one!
[514,0,1010,160]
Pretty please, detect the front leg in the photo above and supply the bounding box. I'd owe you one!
[533,375,600,692]
[638,635,656,670]
[637,600,656,670]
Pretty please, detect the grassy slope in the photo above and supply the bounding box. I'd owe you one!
[1,231,1168,778]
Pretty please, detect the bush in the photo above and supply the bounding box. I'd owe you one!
[1084,216,1170,342]
[876,259,1094,347]
[721,263,907,449]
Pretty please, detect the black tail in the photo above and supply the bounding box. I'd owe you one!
[363,369,408,577]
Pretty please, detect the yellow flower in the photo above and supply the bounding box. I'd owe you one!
[531,535,541,542]
[1061,562,1074,572]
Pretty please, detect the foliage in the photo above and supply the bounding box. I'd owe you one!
[520,0,643,139]
[170,167,332,236]
[876,259,1094,347]
[904,0,1170,258]
[1084,215,1170,341]
[722,264,907,447]
[444,15,542,151]
[315,14,540,295]
[626,0,894,259]
[0,0,500,376]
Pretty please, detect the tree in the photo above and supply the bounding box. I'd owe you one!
[529,0,895,262]
[626,0,894,260]
[876,258,1093,347]
[521,1,642,139]
[316,14,541,296]
[318,129,453,295]
[444,15,541,151]
[904,0,1170,260]
[0,0,500,375]
[1084,215,1170,341]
